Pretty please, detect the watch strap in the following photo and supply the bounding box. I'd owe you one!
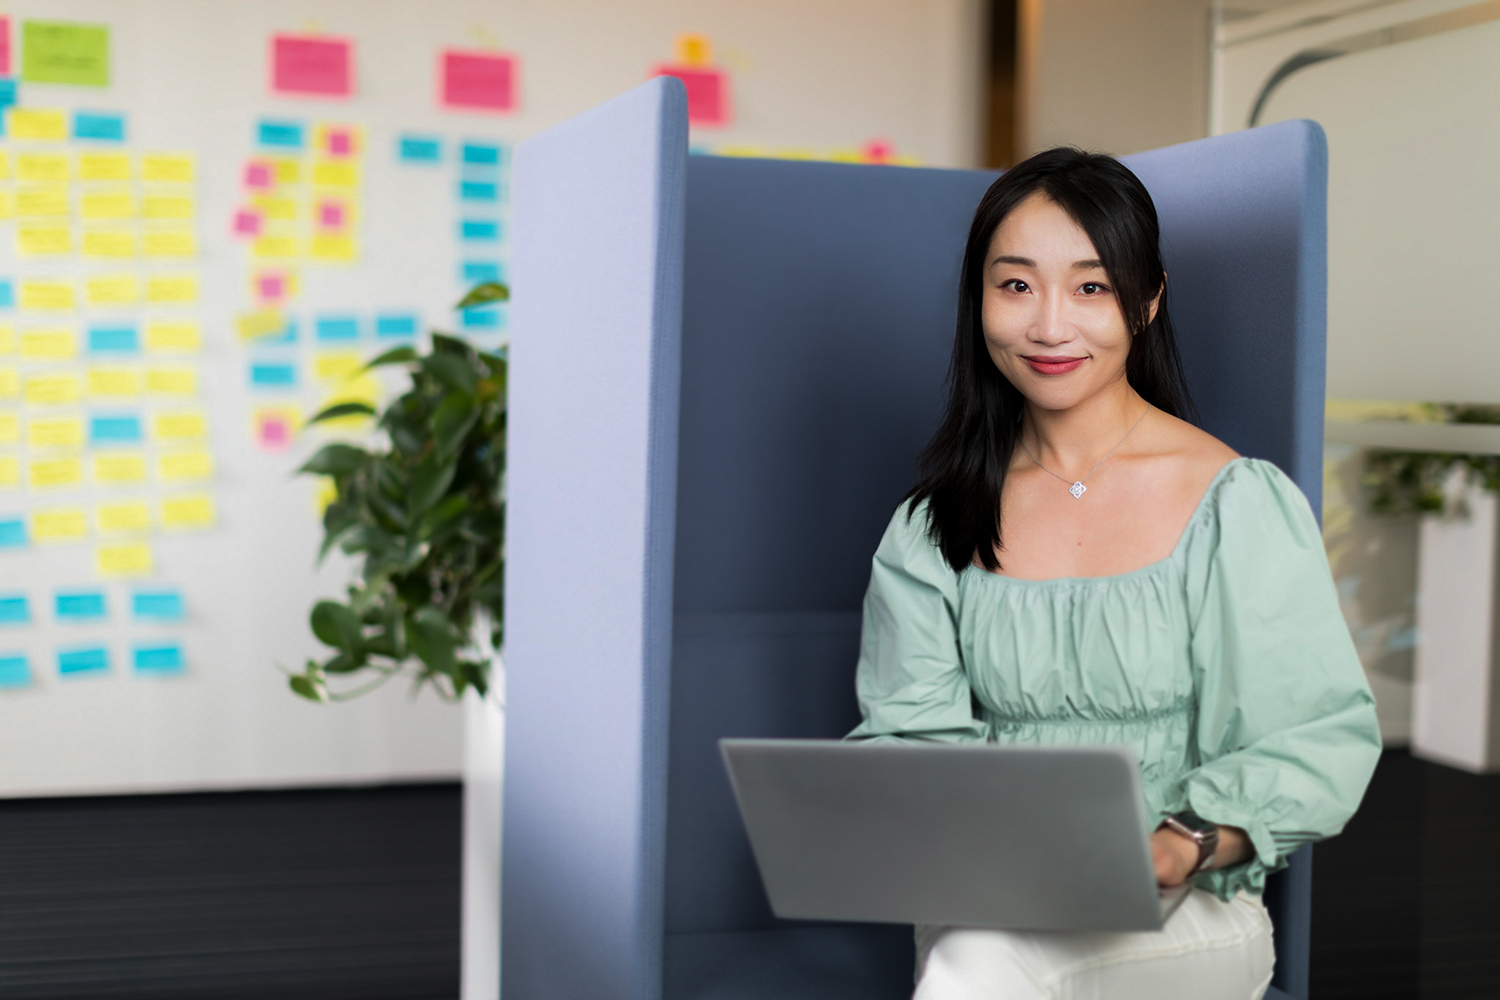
[1163,812,1220,874]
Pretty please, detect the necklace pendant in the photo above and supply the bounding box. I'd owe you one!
[1069,481,1087,499]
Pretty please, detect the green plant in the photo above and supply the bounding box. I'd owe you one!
[288,282,509,702]
[1363,404,1500,516]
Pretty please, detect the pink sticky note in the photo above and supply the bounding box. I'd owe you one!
[0,17,11,78]
[244,161,273,190]
[327,128,353,156]
[862,139,895,164]
[233,209,263,237]
[257,415,291,450]
[257,274,286,301]
[318,201,345,228]
[272,34,352,97]
[442,50,518,112]
[653,66,729,126]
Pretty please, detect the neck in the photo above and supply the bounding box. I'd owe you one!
[1022,378,1147,480]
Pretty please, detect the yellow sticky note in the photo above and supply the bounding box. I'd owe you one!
[160,494,215,529]
[25,373,82,406]
[158,450,213,482]
[142,229,196,258]
[314,351,363,383]
[237,309,285,341]
[85,274,140,306]
[98,501,151,535]
[0,369,17,398]
[87,367,142,397]
[29,457,84,490]
[313,476,337,514]
[0,191,13,220]
[20,330,78,361]
[94,452,147,484]
[0,456,18,488]
[16,152,70,182]
[0,413,17,443]
[308,234,358,262]
[0,327,12,355]
[8,110,69,142]
[16,184,70,218]
[27,416,85,450]
[312,161,360,188]
[32,507,88,541]
[141,193,195,220]
[251,234,299,260]
[79,152,133,182]
[82,228,138,258]
[318,375,381,428]
[269,157,301,185]
[97,542,153,577]
[153,411,206,441]
[251,194,298,221]
[144,321,201,353]
[140,153,195,183]
[80,188,136,220]
[17,226,73,257]
[146,274,197,304]
[18,280,76,312]
[146,367,197,396]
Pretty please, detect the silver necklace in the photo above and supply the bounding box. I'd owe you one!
[1017,404,1151,499]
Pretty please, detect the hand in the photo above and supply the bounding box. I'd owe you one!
[1151,827,1201,887]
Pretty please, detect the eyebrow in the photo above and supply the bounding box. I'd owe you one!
[990,255,1105,270]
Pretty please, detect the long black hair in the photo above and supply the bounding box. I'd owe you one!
[905,147,1196,573]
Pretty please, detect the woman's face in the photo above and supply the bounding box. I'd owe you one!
[980,192,1152,412]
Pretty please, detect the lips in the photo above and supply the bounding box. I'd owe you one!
[1022,355,1086,375]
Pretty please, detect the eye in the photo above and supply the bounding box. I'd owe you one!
[1000,279,1030,293]
[1078,282,1110,296]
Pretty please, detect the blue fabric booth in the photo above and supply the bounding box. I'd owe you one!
[503,78,1327,1000]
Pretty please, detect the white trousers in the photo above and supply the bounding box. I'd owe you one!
[913,890,1275,1000]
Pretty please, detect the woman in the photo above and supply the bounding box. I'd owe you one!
[847,147,1382,999]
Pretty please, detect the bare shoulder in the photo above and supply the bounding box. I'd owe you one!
[1140,407,1240,495]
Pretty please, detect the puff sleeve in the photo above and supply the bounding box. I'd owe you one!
[846,501,987,744]
[1180,459,1382,899]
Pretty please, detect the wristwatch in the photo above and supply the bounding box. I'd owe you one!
[1162,810,1220,874]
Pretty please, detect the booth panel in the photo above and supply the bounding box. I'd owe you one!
[504,78,687,1000]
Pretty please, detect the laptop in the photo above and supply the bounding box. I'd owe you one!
[720,739,1191,932]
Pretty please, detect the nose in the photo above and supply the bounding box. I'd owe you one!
[1030,287,1074,347]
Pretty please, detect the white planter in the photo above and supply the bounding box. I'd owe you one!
[461,654,505,1000]
[1412,478,1500,772]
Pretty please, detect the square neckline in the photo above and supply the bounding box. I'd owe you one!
[964,456,1251,588]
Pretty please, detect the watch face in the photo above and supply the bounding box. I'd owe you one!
[1172,810,1216,836]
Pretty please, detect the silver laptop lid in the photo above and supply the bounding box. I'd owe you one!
[720,739,1167,931]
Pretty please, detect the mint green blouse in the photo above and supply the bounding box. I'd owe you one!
[847,458,1382,900]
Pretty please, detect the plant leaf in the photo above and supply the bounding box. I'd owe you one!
[433,393,480,456]
[308,401,377,425]
[310,600,363,652]
[407,607,458,677]
[364,345,421,369]
[457,282,510,310]
[422,352,479,396]
[298,443,369,477]
[409,453,457,517]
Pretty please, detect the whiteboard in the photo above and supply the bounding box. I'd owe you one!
[0,0,981,797]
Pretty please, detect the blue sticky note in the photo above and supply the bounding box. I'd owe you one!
[459,180,499,202]
[0,519,26,548]
[56,591,107,621]
[0,280,13,308]
[258,119,304,149]
[0,596,30,625]
[461,142,503,166]
[133,590,185,622]
[460,219,501,242]
[90,415,143,444]
[398,135,442,163]
[0,80,17,112]
[461,261,503,284]
[250,362,297,388]
[376,313,418,338]
[461,309,505,331]
[0,654,30,688]
[134,643,184,674]
[315,316,359,342]
[58,646,109,676]
[259,319,297,345]
[89,324,139,353]
[73,111,126,142]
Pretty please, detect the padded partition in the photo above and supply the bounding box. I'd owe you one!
[503,78,688,1000]
[505,99,1325,999]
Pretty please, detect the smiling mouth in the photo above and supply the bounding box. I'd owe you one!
[1022,355,1087,375]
